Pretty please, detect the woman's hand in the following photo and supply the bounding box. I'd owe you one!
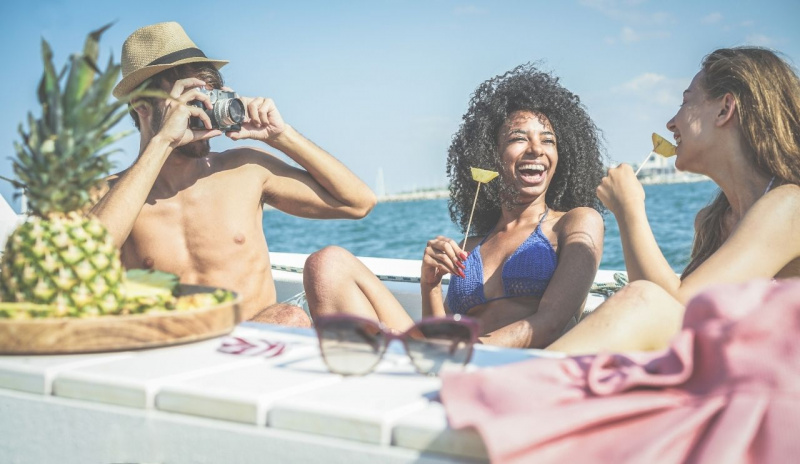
[421,236,467,287]
[597,164,646,217]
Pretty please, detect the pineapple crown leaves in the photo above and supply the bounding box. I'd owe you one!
[9,23,136,216]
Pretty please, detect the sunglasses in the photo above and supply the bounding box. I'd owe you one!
[314,314,480,376]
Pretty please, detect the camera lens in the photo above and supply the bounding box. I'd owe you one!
[215,97,245,128]
[227,99,245,124]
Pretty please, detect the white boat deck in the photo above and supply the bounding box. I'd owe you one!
[0,229,622,462]
[270,252,615,320]
[0,322,563,463]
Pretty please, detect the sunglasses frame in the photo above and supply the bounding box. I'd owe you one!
[314,314,481,376]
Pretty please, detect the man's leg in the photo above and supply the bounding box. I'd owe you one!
[304,246,414,331]
[249,303,311,327]
[546,280,685,354]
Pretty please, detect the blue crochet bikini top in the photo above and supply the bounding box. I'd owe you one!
[445,208,558,315]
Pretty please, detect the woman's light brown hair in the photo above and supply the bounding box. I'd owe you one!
[684,47,800,277]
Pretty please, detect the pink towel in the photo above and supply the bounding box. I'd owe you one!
[440,279,800,464]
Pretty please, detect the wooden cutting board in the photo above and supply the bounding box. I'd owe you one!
[0,285,240,355]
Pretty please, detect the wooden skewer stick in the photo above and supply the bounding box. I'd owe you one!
[461,183,482,250]
[634,151,654,176]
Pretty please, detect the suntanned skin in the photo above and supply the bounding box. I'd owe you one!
[548,71,800,354]
[419,112,604,348]
[304,111,604,348]
[92,76,376,323]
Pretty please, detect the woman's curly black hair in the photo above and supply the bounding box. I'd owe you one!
[447,63,606,236]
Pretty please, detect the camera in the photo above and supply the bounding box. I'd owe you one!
[189,88,246,131]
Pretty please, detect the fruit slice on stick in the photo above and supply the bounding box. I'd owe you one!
[461,168,500,250]
[652,132,677,157]
[634,133,677,175]
[470,167,499,183]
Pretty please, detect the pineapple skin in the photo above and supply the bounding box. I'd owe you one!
[0,212,125,317]
[0,24,132,318]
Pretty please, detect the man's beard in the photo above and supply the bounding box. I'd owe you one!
[150,104,211,159]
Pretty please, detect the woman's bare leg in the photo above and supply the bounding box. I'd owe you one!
[249,303,311,327]
[547,280,685,354]
[303,246,415,331]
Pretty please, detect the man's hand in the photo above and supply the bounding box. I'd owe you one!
[226,97,286,143]
[155,78,222,148]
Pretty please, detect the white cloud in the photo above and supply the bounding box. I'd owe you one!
[613,73,690,107]
[744,34,773,46]
[579,0,672,25]
[606,26,669,44]
[701,12,722,24]
[621,26,639,43]
[453,5,485,15]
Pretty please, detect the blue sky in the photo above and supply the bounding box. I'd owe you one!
[1,0,798,211]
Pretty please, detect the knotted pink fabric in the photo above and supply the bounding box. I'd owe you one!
[440,279,800,463]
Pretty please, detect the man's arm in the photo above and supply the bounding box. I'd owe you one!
[227,97,376,219]
[91,136,172,246]
[90,78,220,246]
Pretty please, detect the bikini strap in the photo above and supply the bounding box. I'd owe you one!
[534,206,550,232]
[764,176,776,195]
[479,205,550,245]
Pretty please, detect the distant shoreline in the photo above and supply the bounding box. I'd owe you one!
[377,190,449,203]
[639,174,711,185]
[376,175,712,203]
[265,177,712,210]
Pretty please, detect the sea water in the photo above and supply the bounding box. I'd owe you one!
[263,181,718,272]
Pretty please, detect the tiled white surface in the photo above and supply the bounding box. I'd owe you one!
[0,352,133,395]
[51,326,319,409]
[0,387,472,464]
[157,341,340,425]
[393,401,487,460]
[0,322,552,461]
[269,358,442,445]
[469,343,564,368]
[52,338,259,408]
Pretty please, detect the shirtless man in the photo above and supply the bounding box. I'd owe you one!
[91,22,376,325]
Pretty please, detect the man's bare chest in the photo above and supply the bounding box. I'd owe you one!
[123,182,266,269]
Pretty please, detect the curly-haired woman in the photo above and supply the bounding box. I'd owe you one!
[304,63,606,347]
[549,47,800,354]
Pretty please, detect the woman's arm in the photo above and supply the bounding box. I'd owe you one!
[676,184,800,303]
[479,207,605,348]
[597,164,681,291]
[419,236,469,318]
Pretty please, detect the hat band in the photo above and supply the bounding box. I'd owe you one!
[147,47,207,66]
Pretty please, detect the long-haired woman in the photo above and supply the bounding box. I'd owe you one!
[549,47,800,354]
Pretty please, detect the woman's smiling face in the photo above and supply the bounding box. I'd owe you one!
[666,71,721,174]
[497,110,558,203]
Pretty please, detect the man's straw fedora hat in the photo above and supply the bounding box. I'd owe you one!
[113,22,228,98]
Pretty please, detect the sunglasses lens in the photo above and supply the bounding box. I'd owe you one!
[405,320,473,375]
[318,318,385,375]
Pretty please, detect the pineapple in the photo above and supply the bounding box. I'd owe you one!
[0,24,131,317]
[122,270,234,314]
[121,269,179,314]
